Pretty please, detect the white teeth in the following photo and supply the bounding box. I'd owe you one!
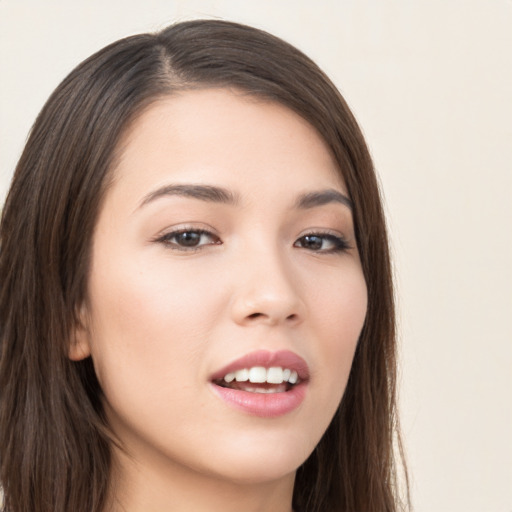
[245,386,283,394]
[235,369,249,382]
[267,367,284,384]
[224,366,299,385]
[249,367,267,383]
[224,372,236,383]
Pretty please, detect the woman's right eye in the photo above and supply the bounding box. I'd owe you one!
[156,229,221,251]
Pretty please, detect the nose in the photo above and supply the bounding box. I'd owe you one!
[229,246,305,327]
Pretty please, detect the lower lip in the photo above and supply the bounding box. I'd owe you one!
[210,382,307,418]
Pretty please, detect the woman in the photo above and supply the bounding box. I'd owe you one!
[0,20,407,512]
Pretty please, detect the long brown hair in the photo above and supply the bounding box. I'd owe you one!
[0,20,408,512]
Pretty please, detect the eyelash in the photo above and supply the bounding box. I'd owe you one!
[293,231,351,253]
[155,228,351,254]
[155,228,221,252]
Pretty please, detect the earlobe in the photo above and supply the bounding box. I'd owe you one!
[68,335,91,361]
[68,310,92,361]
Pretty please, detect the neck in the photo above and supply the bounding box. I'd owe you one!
[104,445,295,512]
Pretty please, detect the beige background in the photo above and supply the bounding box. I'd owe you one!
[1,1,511,510]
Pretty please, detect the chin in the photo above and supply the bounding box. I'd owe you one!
[195,428,316,485]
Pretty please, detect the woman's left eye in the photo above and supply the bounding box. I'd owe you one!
[156,229,221,250]
[294,233,350,253]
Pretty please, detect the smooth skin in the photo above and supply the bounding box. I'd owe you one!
[71,89,368,512]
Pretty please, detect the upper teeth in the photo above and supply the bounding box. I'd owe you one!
[223,367,298,385]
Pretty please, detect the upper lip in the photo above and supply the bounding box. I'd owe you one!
[210,349,310,381]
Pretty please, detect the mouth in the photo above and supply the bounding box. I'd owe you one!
[213,365,301,394]
[209,350,309,417]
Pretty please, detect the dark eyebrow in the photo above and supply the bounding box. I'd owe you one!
[138,184,239,209]
[295,189,353,210]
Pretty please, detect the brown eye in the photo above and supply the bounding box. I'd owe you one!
[175,231,202,247]
[158,229,221,250]
[298,235,323,250]
[294,233,350,253]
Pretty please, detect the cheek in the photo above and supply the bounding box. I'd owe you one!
[84,254,225,452]
[308,267,367,401]
[84,248,223,398]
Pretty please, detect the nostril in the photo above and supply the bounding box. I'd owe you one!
[245,312,299,322]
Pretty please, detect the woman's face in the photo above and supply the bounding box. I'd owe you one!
[73,89,367,485]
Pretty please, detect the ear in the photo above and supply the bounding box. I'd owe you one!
[68,306,92,361]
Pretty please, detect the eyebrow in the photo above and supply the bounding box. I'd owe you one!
[295,189,352,210]
[137,183,352,211]
[138,184,239,209]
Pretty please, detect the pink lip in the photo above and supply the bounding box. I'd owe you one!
[209,350,309,418]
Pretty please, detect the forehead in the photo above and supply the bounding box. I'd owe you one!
[109,88,347,205]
